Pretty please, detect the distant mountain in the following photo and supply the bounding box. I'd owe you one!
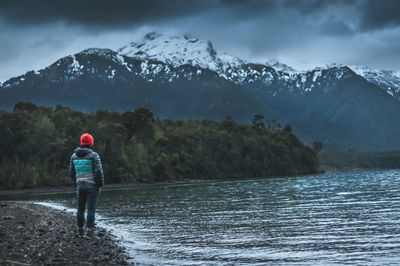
[265,59,297,74]
[349,65,400,101]
[0,48,270,122]
[1,32,400,151]
[118,32,244,75]
[243,66,400,151]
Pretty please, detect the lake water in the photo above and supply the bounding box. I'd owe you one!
[3,170,400,265]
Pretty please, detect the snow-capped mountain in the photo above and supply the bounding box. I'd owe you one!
[119,32,400,101]
[117,32,359,96]
[265,59,298,74]
[0,45,271,122]
[2,31,400,151]
[349,65,400,101]
[118,32,244,74]
[3,31,399,99]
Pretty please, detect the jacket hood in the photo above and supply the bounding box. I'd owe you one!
[74,147,93,158]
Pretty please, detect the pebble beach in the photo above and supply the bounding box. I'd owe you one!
[0,202,132,265]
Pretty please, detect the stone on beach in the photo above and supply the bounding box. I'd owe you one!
[0,202,132,265]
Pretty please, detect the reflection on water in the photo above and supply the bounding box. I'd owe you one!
[3,170,400,265]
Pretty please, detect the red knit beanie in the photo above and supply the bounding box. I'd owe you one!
[80,133,94,147]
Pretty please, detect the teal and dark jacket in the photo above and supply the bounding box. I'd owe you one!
[69,146,104,188]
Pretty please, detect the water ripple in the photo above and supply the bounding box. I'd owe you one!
[8,169,400,265]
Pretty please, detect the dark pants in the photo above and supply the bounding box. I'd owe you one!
[77,182,99,232]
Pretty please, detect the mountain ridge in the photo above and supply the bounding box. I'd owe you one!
[2,32,399,101]
[1,32,400,151]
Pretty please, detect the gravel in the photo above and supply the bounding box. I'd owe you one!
[0,201,133,265]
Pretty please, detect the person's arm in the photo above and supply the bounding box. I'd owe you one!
[93,152,104,189]
[69,155,76,186]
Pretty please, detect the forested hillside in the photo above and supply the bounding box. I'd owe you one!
[0,102,321,189]
[319,151,400,172]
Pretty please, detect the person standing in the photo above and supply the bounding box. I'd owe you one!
[69,133,104,238]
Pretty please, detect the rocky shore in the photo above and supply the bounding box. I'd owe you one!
[0,202,132,265]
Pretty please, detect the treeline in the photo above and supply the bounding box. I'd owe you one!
[0,102,321,189]
[319,150,400,172]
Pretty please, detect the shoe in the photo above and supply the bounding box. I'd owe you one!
[78,229,84,237]
[84,230,99,240]
[84,229,96,239]
[83,234,92,239]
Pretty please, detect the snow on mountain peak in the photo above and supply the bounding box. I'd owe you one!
[79,48,115,57]
[349,65,400,99]
[311,63,346,71]
[116,32,365,88]
[266,59,298,74]
[118,32,243,73]
[349,65,400,80]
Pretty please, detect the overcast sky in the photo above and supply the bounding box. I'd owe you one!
[1,0,400,81]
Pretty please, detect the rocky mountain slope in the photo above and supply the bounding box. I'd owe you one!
[0,47,271,122]
[1,32,400,151]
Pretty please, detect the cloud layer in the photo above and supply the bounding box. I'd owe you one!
[0,0,399,81]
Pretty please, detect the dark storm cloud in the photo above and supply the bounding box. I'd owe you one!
[320,16,355,36]
[0,0,213,26]
[281,0,354,15]
[1,0,399,33]
[359,0,400,31]
[0,0,357,26]
[0,0,399,81]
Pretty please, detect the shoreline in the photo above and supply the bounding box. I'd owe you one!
[2,168,396,197]
[320,167,397,174]
[0,179,205,196]
[0,202,132,265]
[0,173,326,196]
